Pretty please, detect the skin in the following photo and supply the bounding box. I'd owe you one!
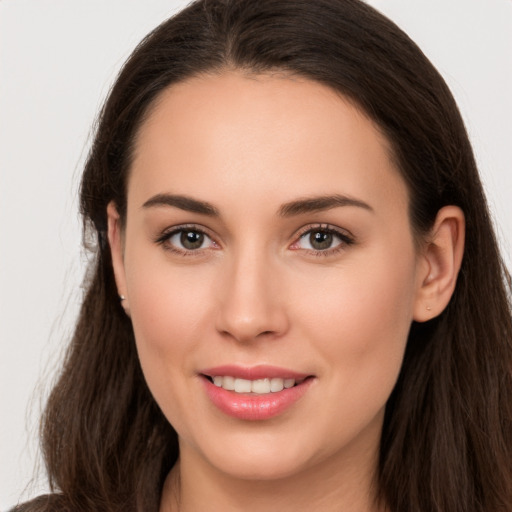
[108,72,464,511]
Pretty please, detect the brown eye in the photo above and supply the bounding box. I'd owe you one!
[160,228,215,252]
[309,231,333,250]
[180,231,205,250]
[293,226,354,254]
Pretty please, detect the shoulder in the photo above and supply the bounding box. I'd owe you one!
[8,495,72,512]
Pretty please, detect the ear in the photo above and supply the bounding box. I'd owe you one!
[107,201,130,316]
[413,205,465,322]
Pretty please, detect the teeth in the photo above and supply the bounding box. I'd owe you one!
[270,378,284,392]
[284,378,295,389]
[234,378,252,393]
[223,376,235,390]
[251,378,271,394]
[211,376,298,394]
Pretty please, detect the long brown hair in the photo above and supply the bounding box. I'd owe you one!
[18,1,512,511]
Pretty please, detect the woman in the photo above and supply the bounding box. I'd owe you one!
[12,0,512,511]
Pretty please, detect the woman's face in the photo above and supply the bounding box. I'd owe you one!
[110,72,429,480]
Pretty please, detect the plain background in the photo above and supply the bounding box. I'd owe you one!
[1,0,511,509]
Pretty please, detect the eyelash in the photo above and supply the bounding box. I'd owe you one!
[154,224,218,256]
[154,223,355,257]
[291,224,355,257]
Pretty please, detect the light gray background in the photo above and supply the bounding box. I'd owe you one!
[1,0,511,509]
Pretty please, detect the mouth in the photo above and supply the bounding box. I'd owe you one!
[202,375,309,394]
[199,366,315,420]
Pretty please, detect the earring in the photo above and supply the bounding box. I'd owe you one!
[426,305,432,311]
[119,295,131,318]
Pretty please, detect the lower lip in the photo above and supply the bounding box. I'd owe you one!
[201,376,313,421]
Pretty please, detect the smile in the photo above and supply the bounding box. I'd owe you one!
[200,366,315,420]
[211,376,301,394]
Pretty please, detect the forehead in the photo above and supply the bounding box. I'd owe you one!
[129,71,408,216]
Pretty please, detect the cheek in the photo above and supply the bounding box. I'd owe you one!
[123,246,216,412]
[126,245,213,349]
[294,244,417,412]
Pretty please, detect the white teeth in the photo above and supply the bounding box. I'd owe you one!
[211,376,297,393]
[223,375,235,390]
[234,378,252,393]
[251,378,271,394]
[284,378,295,389]
[270,378,284,392]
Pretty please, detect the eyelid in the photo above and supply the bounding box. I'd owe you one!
[154,223,220,254]
[153,222,354,257]
[294,223,354,240]
[289,223,355,254]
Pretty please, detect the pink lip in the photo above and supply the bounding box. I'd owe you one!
[200,364,310,380]
[199,365,314,421]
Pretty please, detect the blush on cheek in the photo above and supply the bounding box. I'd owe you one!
[129,271,210,359]
[302,266,413,408]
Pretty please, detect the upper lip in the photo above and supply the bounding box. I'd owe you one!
[200,364,311,380]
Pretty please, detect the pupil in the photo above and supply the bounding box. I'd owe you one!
[181,231,204,250]
[310,231,332,250]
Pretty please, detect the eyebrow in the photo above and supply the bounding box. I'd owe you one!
[142,192,373,218]
[278,194,373,217]
[142,194,220,216]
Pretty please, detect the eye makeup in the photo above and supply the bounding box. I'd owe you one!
[153,221,355,259]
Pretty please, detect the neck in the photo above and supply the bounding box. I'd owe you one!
[160,439,384,512]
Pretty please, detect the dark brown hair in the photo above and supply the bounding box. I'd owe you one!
[16,1,512,511]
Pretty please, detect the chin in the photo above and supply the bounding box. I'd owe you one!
[187,427,327,482]
[211,451,312,482]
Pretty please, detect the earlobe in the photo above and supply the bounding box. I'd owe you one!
[107,201,130,316]
[413,205,465,322]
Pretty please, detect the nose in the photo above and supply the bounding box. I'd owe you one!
[214,250,289,343]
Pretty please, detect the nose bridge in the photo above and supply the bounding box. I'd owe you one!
[215,242,287,342]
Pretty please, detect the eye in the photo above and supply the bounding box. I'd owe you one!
[302,230,337,251]
[156,226,217,254]
[291,225,354,254]
[171,230,209,250]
